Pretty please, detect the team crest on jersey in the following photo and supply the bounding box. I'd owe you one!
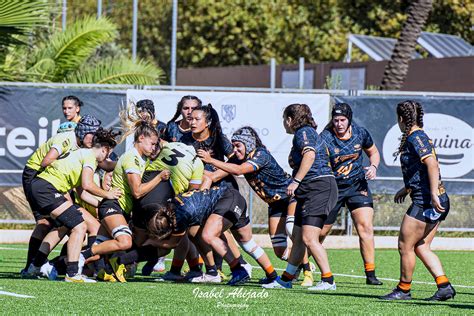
[354,144,361,149]
[334,148,340,154]
[359,190,368,197]
[134,157,140,167]
[221,104,236,123]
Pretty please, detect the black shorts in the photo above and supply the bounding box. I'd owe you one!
[325,179,374,225]
[212,188,250,230]
[22,166,45,221]
[267,197,295,218]
[294,176,338,228]
[30,178,68,215]
[132,177,174,228]
[98,199,129,221]
[406,193,450,224]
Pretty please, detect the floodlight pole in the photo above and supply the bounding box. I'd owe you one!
[97,0,102,18]
[298,57,304,89]
[132,0,138,63]
[62,0,67,31]
[346,40,353,63]
[270,58,276,91]
[171,0,178,87]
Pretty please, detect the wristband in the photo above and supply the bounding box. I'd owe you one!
[371,164,378,170]
[293,178,302,184]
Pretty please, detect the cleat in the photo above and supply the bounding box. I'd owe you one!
[156,271,185,282]
[380,288,411,300]
[308,281,337,291]
[300,271,314,287]
[426,284,456,301]
[96,269,117,282]
[153,257,166,273]
[20,268,32,279]
[262,276,292,289]
[184,270,203,281]
[309,262,316,272]
[258,275,278,285]
[242,263,252,279]
[40,262,58,280]
[190,273,222,283]
[366,275,383,285]
[109,257,127,283]
[26,263,41,278]
[65,274,97,283]
[227,267,250,286]
[217,269,229,281]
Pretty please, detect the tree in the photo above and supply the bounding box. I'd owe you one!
[0,1,163,84]
[380,0,433,90]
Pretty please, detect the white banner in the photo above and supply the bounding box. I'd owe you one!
[126,90,331,172]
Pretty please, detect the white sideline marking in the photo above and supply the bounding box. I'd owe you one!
[1,247,473,289]
[0,290,34,298]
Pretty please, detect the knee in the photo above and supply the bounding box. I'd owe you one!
[302,234,318,248]
[414,244,430,257]
[201,231,215,246]
[357,222,374,239]
[398,239,413,255]
[117,236,132,251]
[71,221,87,235]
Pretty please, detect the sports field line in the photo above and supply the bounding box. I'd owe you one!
[2,246,473,289]
[0,290,34,298]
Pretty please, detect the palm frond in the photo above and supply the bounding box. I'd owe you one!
[0,0,51,28]
[64,57,164,85]
[29,16,117,81]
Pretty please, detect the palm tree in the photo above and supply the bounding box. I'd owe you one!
[380,0,433,90]
[0,2,163,84]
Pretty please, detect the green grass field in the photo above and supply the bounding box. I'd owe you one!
[0,244,473,314]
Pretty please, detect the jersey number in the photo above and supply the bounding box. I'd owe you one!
[161,149,185,166]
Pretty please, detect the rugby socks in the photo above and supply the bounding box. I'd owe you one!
[82,248,94,260]
[60,242,68,256]
[397,280,412,293]
[87,236,97,248]
[188,257,202,272]
[213,252,223,270]
[170,259,184,275]
[364,263,376,278]
[118,250,139,266]
[435,275,451,289]
[66,261,79,277]
[32,250,49,268]
[302,262,311,273]
[229,258,242,272]
[264,265,278,280]
[238,255,248,265]
[281,263,298,282]
[321,272,334,285]
[205,265,218,277]
[25,237,43,269]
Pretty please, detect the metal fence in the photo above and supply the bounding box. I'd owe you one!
[0,82,472,233]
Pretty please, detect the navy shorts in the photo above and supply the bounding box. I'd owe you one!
[294,176,338,228]
[406,193,450,224]
[213,188,250,230]
[325,178,374,225]
[267,197,296,218]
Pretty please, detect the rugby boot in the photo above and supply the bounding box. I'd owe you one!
[380,288,412,300]
[426,284,456,301]
[366,275,383,285]
[227,267,250,286]
[109,257,127,283]
[308,280,337,291]
[262,276,292,289]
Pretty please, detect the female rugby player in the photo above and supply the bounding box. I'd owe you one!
[381,100,455,301]
[165,95,202,142]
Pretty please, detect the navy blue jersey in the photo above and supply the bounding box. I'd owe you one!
[229,147,291,204]
[155,120,167,138]
[181,132,238,189]
[400,128,441,198]
[321,123,374,185]
[165,120,192,142]
[174,186,227,232]
[288,126,333,181]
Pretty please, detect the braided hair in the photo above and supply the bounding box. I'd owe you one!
[283,103,317,131]
[232,126,267,151]
[147,203,177,240]
[119,101,159,144]
[92,127,122,149]
[168,95,202,124]
[62,95,83,108]
[393,100,424,160]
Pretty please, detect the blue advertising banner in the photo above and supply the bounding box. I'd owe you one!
[334,96,474,195]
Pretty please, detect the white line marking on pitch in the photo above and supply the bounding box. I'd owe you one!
[0,290,34,298]
[1,247,473,289]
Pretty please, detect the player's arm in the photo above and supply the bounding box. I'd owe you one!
[76,187,99,208]
[127,170,170,199]
[423,155,445,212]
[40,148,60,168]
[287,150,315,196]
[197,149,254,176]
[82,167,121,200]
[363,145,380,180]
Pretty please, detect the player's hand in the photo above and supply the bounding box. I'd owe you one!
[287,182,299,197]
[431,193,445,213]
[160,170,171,181]
[394,187,408,204]
[364,165,377,180]
[197,149,212,163]
[106,188,122,200]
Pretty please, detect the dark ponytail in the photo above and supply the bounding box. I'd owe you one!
[393,100,423,160]
[168,95,202,123]
[147,203,177,240]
